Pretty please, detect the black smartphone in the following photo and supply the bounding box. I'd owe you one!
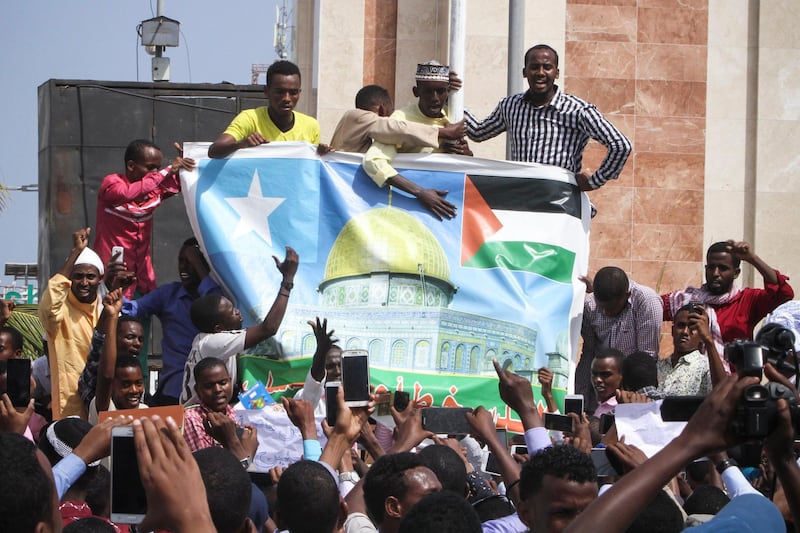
[544,413,574,433]
[6,358,31,407]
[421,407,473,435]
[688,300,704,314]
[660,396,705,422]
[326,381,341,427]
[599,413,615,434]
[393,390,410,412]
[591,448,620,476]
[564,394,584,416]
[110,426,147,524]
[341,350,370,407]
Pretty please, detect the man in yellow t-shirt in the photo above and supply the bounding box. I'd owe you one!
[208,60,321,158]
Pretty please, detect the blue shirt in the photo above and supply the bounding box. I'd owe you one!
[123,276,222,398]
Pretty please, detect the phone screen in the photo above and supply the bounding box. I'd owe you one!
[544,413,574,433]
[111,428,147,523]
[342,352,370,405]
[6,358,31,407]
[564,395,584,416]
[325,382,340,427]
[421,407,473,435]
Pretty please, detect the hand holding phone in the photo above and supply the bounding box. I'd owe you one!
[111,425,148,524]
[111,246,125,263]
[0,390,34,434]
[130,417,217,532]
[393,390,410,412]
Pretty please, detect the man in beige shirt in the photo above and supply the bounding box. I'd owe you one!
[330,84,465,154]
[362,61,472,220]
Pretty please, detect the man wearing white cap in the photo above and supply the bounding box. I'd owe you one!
[39,227,104,419]
[363,61,470,221]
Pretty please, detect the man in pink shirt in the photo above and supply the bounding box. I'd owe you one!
[93,139,195,298]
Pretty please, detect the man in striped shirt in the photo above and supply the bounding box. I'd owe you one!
[465,44,631,191]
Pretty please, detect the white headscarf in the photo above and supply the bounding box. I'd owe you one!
[75,247,104,276]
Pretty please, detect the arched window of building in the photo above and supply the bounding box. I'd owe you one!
[484,349,497,371]
[391,340,407,367]
[346,338,362,350]
[301,334,315,355]
[369,339,385,364]
[455,344,465,371]
[469,346,480,373]
[414,340,430,369]
[439,342,451,370]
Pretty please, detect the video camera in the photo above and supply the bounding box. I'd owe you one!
[724,324,800,440]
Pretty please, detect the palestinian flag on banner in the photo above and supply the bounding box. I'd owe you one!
[461,174,583,284]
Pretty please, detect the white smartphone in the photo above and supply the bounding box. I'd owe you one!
[110,426,147,524]
[341,349,370,407]
[325,381,341,427]
[510,445,528,456]
[564,394,584,416]
[111,245,125,263]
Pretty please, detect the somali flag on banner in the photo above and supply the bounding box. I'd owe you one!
[181,142,590,409]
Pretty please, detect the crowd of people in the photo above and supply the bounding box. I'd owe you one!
[1,44,799,532]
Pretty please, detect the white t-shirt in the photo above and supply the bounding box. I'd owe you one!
[180,330,246,404]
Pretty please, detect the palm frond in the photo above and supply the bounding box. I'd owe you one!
[6,304,45,360]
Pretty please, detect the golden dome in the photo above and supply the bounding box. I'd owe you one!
[323,207,451,282]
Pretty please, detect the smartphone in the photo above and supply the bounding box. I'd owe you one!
[341,350,370,407]
[485,452,501,476]
[688,300,704,314]
[326,381,341,427]
[495,428,508,449]
[599,413,615,434]
[510,445,528,456]
[660,396,705,422]
[6,358,31,407]
[421,407,473,435]
[393,390,410,412]
[110,426,147,524]
[544,413,574,433]
[591,448,619,476]
[564,394,584,416]
[111,246,124,263]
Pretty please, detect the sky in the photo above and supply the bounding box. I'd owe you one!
[0,0,282,293]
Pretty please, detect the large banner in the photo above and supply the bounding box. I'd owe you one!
[182,143,589,430]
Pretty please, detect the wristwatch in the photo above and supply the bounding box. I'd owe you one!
[715,457,738,474]
[338,471,360,483]
[240,457,252,469]
[281,281,294,291]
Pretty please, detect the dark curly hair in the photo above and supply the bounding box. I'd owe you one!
[519,445,596,502]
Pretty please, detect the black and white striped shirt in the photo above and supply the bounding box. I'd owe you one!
[465,86,632,189]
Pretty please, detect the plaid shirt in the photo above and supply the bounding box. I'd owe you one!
[576,281,662,407]
[182,403,237,452]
